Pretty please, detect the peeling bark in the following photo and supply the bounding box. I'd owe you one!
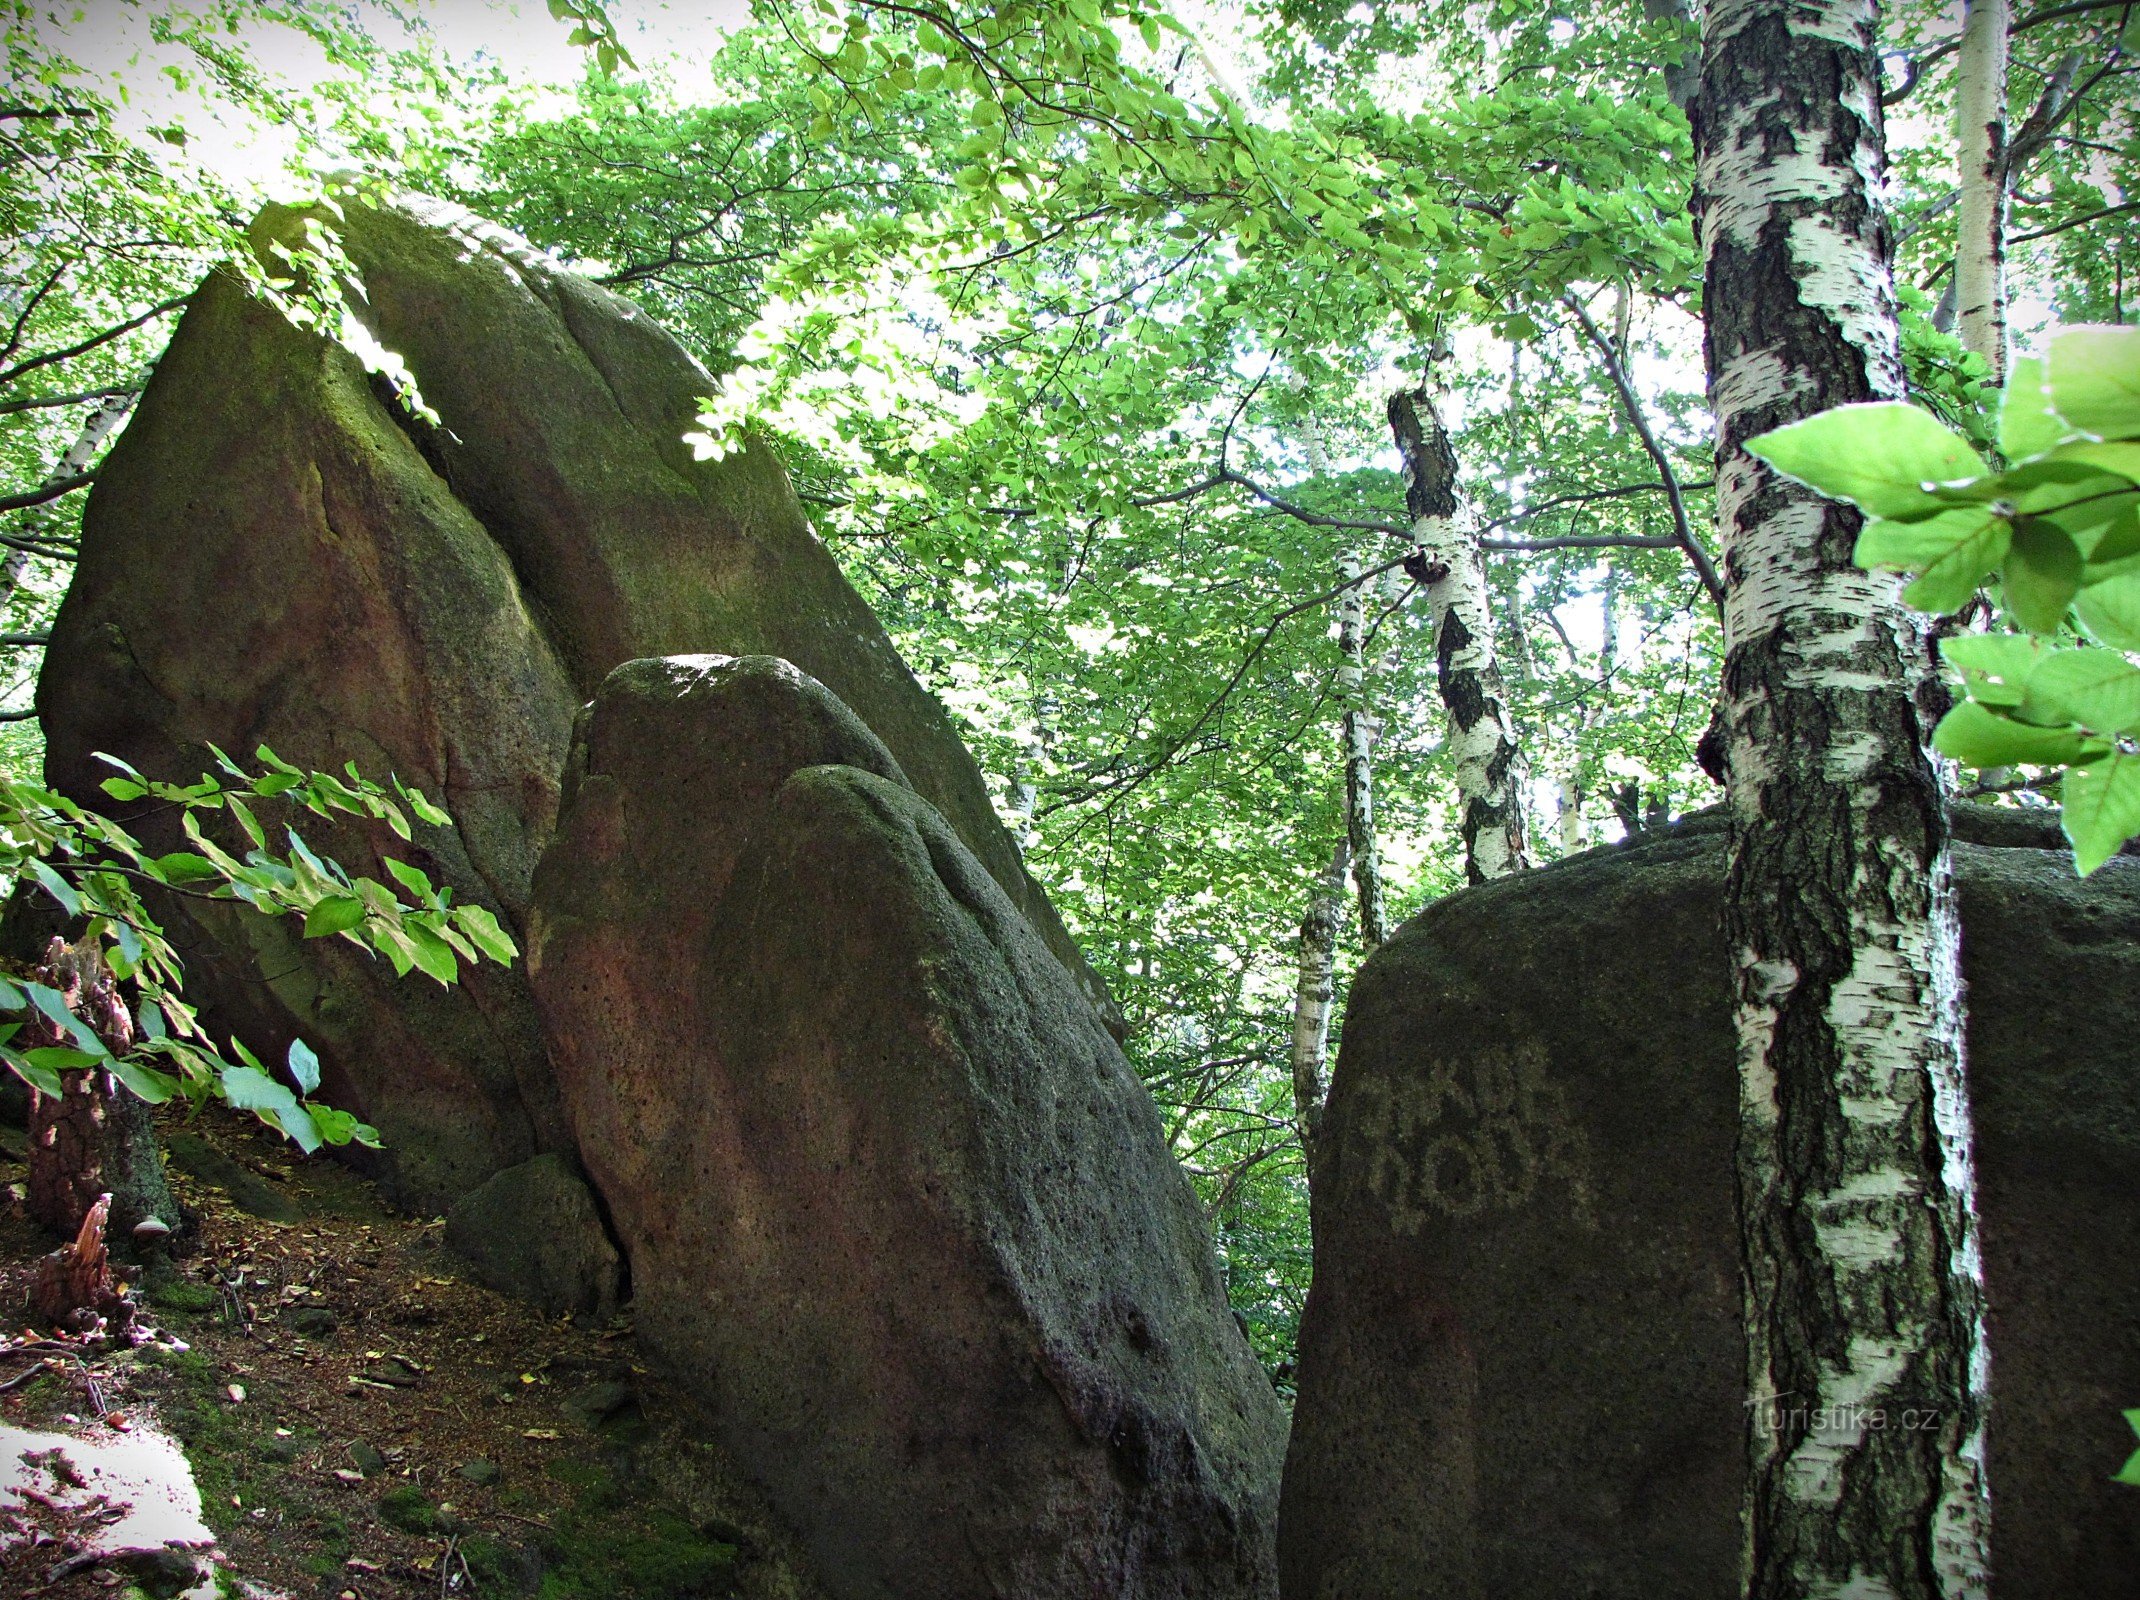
[1387,387,1529,884]
[23,936,172,1242]
[1694,2,1990,1595]
[1288,836,1350,1154]
[1954,0,2010,384]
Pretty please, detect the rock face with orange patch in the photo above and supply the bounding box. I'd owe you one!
[528,655,1287,1600]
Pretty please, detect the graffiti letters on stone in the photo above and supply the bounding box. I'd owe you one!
[1355,1039,1596,1234]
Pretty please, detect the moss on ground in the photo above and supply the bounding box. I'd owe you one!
[525,1456,737,1598]
[148,1278,219,1314]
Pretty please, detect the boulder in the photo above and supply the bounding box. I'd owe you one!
[444,1152,622,1320]
[37,193,1109,1209]
[528,655,1287,1600]
[1278,808,2140,1600]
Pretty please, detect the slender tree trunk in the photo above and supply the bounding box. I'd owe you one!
[1387,386,1529,883]
[1695,3,1990,1596]
[1954,0,2010,384]
[1335,548,1391,946]
[0,386,135,612]
[1288,836,1350,1153]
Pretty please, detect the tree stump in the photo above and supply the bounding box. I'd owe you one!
[23,936,174,1240]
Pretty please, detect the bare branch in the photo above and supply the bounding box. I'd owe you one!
[0,385,138,418]
[0,296,185,391]
[0,471,93,515]
[1561,295,1727,609]
[2010,197,2140,243]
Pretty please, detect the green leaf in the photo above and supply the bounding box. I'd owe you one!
[2003,518,2083,633]
[1999,355,2067,460]
[403,923,459,986]
[303,895,367,939]
[1747,402,1985,519]
[108,1057,177,1105]
[2063,751,2140,874]
[2078,576,2140,651]
[152,851,220,885]
[307,1104,369,1146]
[0,974,23,1011]
[383,856,434,901]
[2,1050,62,1097]
[455,904,519,965]
[2116,1409,2140,1485]
[100,777,148,802]
[1940,633,2043,707]
[2020,648,2140,734]
[1855,508,2009,612]
[2047,325,2140,441]
[1932,701,2095,767]
[227,794,266,850]
[23,1045,107,1071]
[220,1064,321,1153]
[28,859,80,917]
[22,982,106,1056]
[287,1036,321,1096]
[395,779,452,828]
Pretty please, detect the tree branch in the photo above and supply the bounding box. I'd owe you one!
[0,472,93,515]
[0,385,139,418]
[1561,295,1727,610]
[0,296,186,392]
[2010,197,2140,243]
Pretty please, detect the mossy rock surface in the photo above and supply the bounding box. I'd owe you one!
[38,192,1112,1216]
[1280,819,2140,1600]
[528,656,1284,1600]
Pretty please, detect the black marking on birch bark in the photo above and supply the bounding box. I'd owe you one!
[1437,612,1487,728]
[1387,388,1459,521]
[1698,2,1988,1595]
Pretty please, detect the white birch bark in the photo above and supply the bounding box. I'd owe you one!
[1288,836,1350,1151]
[1387,386,1529,884]
[1,387,135,612]
[1954,0,2010,385]
[1695,1,1989,1595]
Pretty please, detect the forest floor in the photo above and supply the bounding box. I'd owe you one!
[0,1106,809,1600]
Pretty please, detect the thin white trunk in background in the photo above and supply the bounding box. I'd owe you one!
[1288,836,1350,1151]
[1,387,136,611]
[1696,0,1989,1594]
[1387,386,1529,883]
[1954,0,2010,384]
[1335,547,1390,947]
[1558,778,1586,851]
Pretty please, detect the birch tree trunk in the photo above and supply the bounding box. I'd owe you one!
[1387,386,1529,883]
[1335,549,1390,947]
[1954,0,2010,385]
[0,386,136,613]
[1695,2,1990,1595]
[1288,836,1350,1153]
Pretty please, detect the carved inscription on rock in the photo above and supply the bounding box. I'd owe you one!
[1353,1040,1595,1234]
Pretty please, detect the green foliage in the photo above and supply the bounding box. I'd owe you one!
[1750,325,2140,875]
[0,746,516,1147]
[2115,1410,2140,1486]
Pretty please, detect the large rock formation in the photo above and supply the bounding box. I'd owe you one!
[527,655,1288,1600]
[37,194,1108,1209]
[1278,808,2140,1600]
